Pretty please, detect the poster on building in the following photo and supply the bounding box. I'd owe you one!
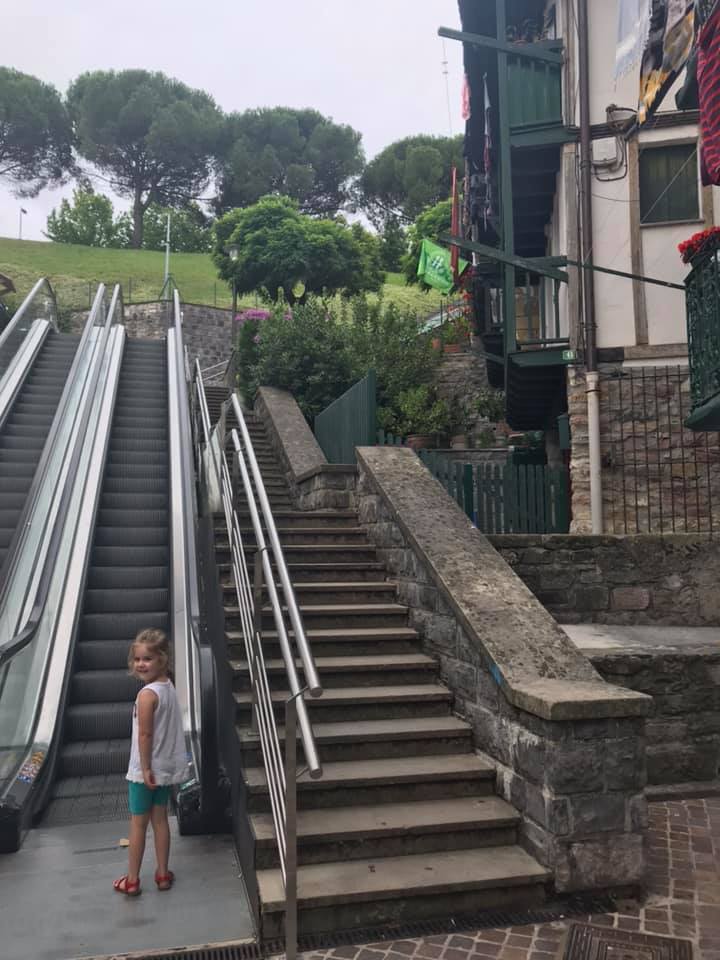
[616,0,651,79]
[638,0,696,123]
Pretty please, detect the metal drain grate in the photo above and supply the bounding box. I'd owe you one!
[561,923,693,960]
[263,893,618,955]
[76,943,262,960]
[44,790,129,826]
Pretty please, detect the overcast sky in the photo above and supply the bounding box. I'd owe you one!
[1,0,464,242]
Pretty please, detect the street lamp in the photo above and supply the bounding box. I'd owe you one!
[225,242,240,317]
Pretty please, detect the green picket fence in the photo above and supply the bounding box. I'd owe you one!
[417,451,570,534]
[315,370,377,464]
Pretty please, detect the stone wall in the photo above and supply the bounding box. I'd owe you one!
[586,643,720,789]
[568,364,720,535]
[71,300,234,372]
[490,534,720,626]
[355,446,650,894]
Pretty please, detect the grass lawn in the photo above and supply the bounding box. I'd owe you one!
[0,238,443,319]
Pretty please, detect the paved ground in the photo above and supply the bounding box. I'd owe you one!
[0,816,255,960]
[563,624,720,654]
[298,798,720,960]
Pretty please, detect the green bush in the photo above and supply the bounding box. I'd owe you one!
[395,385,449,437]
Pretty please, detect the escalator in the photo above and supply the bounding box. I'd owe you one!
[45,339,170,824]
[0,331,79,573]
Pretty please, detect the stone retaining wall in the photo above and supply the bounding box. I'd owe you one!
[70,300,234,372]
[355,446,650,894]
[490,534,720,626]
[586,645,720,788]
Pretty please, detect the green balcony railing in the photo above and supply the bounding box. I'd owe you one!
[314,369,376,463]
[507,44,563,129]
[686,250,720,429]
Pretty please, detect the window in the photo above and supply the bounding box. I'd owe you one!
[639,142,699,225]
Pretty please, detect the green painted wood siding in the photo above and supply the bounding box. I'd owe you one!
[507,54,562,128]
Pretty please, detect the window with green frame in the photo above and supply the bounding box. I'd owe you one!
[639,142,699,225]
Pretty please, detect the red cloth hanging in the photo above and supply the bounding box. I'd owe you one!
[451,166,460,282]
[698,5,720,185]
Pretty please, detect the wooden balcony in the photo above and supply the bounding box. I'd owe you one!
[685,250,720,430]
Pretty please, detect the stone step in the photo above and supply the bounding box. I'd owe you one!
[244,753,497,812]
[234,683,453,723]
[231,653,436,690]
[252,796,520,868]
[223,581,397,606]
[257,846,548,937]
[226,625,421,659]
[260,602,409,630]
[234,510,360,529]
[236,715,471,765]
[218,561,387,583]
[232,527,372,546]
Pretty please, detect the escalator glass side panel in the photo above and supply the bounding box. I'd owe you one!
[0,279,57,384]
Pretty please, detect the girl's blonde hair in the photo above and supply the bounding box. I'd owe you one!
[128,628,173,679]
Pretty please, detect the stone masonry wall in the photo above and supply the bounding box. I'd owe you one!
[71,300,234,372]
[588,646,720,788]
[568,364,720,535]
[490,534,720,626]
[435,350,490,436]
[355,446,650,894]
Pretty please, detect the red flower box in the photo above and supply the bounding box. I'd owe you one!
[678,227,720,264]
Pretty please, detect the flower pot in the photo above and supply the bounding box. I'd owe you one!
[450,434,467,449]
[431,337,442,351]
[443,342,461,354]
[406,434,435,451]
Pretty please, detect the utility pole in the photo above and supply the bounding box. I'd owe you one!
[18,207,27,241]
[578,0,603,533]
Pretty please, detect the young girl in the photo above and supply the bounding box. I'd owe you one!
[113,628,188,897]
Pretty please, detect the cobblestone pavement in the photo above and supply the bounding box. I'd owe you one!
[299,799,720,960]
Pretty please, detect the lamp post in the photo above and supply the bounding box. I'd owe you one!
[18,207,27,241]
[225,242,239,317]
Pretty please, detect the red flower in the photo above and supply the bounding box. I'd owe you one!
[678,227,720,263]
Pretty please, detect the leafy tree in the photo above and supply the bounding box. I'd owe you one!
[380,219,407,272]
[141,202,212,253]
[248,301,354,419]
[361,135,463,229]
[215,107,364,217]
[67,70,222,248]
[213,196,384,304]
[402,200,453,287]
[46,186,121,247]
[0,67,73,196]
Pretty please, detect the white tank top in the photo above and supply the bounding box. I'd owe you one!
[126,679,189,785]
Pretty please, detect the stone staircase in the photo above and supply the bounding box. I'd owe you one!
[209,393,549,937]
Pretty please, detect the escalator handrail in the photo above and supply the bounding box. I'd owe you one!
[0,277,57,361]
[168,290,216,801]
[0,285,109,605]
[0,285,121,669]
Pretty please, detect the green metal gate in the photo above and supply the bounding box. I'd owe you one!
[314,370,376,464]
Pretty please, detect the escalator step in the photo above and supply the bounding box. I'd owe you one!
[71,669,140,704]
[93,526,168,547]
[97,508,168,527]
[109,439,168,454]
[83,587,169,614]
[0,492,26,509]
[104,462,168,479]
[111,428,168,441]
[106,449,168,465]
[66,702,134,740]
[87,565,168,589]
[91,545,169,567]
[101,477,168,494]
[75,640,133,671]
[79,610,168,642]
[100,492,167,510]
[0,435,46,450]
[60,740,131,777]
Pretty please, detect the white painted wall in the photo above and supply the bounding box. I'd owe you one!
[551,0,710,349]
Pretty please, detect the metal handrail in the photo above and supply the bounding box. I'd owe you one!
[193,366,322,960]
[0,285,117,667]
[0,278,57,374]
[199,350,236,387]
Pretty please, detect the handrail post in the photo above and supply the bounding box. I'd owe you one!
[251,547,266,735]
[284,691,299,960]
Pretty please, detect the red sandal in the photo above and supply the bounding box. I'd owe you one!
[155,870,175,891]
[113,875,141,897]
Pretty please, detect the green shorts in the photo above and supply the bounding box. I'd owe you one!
[128,781,171,815]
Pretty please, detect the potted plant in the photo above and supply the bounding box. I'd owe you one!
[397,385,449,450]
[443,315,470,354]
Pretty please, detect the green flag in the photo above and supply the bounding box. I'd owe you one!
[416,238,467,294]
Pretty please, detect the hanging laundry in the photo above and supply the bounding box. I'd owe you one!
[461,74,471,121]
[638,0,696,123]
[482,73,494,230]
[616,0,652,80]
[698,2,720,184]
